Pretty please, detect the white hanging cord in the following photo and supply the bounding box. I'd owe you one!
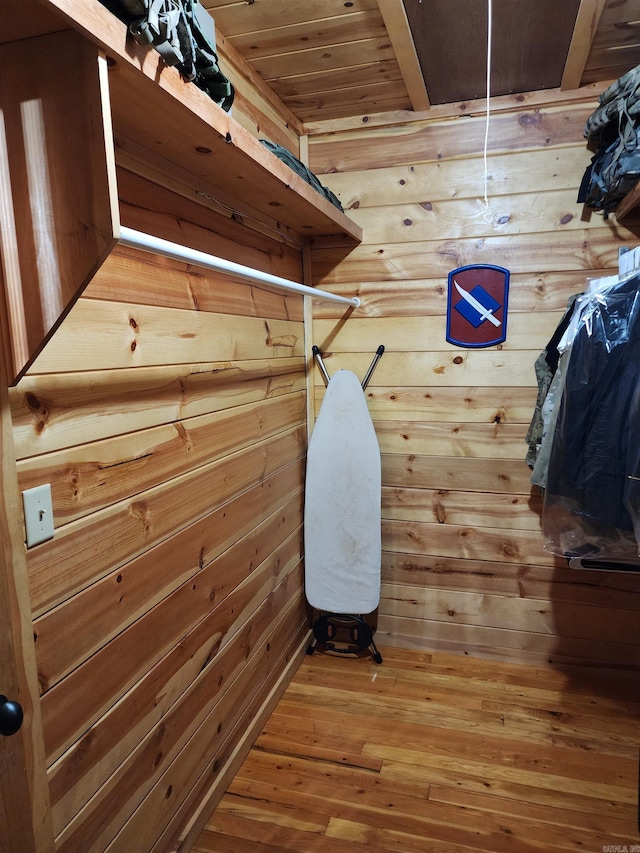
[482,0,493,211]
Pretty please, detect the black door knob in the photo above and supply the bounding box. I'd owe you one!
[0,695,24,736]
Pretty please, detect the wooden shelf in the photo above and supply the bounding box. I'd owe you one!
[615,179,640,221]
[0,0,361,383]
[107,55,362,243]
[33,0,363,245]
[0,27,118,384]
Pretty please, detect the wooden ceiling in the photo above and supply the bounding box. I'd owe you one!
[404,0,582,105]
[203,0,640,123]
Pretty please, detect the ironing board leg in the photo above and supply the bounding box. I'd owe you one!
[368,635,383,664]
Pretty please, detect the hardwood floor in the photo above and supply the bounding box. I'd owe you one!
[193,645,640,852]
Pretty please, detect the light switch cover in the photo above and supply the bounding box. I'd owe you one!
[22,484,54,548]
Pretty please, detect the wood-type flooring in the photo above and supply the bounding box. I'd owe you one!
[193,645,640,852]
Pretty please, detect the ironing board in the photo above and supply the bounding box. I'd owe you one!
[304,347,384,661]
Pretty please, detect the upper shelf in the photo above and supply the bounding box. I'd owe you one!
[0,27,118,385]
[615,180,640,221]
[0,0,361,384]
[32,0,363,245]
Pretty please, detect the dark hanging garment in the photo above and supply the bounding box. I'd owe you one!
[542,274,640,559]
[544,295,581,374]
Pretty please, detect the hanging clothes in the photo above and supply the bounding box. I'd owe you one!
[541,272,640,559]
[525,293,581,478]
[530,347,572,490]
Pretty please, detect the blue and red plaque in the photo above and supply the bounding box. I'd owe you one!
[446,264,510,348]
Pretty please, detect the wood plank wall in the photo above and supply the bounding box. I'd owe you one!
[8,170,310,852]
[308,93,640,672]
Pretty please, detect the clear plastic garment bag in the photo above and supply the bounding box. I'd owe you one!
[540,271,640,562]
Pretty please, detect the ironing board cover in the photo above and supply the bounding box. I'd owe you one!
[304,369,381,614]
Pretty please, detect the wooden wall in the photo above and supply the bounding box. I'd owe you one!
[8,170,310,852]
[308,90,640,673]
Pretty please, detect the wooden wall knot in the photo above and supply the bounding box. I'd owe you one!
[25,392,49,433]
[128,500,151,536]
[434,503,447,524]
[518,111,541,127]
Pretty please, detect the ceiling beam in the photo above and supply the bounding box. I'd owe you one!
[561,0,606,90]
[377,0,430,111]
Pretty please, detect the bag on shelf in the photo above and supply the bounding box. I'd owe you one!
[184,0,234,112]
[100,0,234,112]
[259,140,344,212]
[579,64,640,213]
[579,119,640,212]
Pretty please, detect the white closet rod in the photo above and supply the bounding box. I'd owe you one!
[118,227,361,308]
